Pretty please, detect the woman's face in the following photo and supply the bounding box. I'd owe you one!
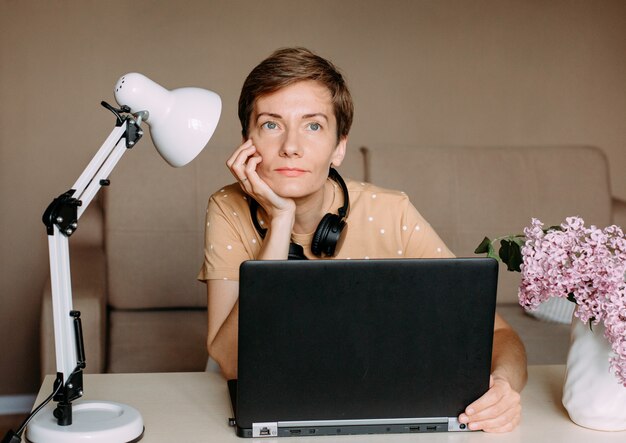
[248,80,347,200]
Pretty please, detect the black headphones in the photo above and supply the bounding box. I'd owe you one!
[248,168,350,259]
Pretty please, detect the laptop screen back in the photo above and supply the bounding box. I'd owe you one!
[236,258,498,434]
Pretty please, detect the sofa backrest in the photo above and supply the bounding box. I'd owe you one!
[104,143,612,308]
[363,145,613,304]
[103,143,365,310]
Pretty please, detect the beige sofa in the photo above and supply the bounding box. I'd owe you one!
[41,144,626,376]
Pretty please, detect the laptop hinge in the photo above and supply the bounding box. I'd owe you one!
[252,422,278,437]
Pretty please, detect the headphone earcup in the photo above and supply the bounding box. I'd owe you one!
[311,213,346,257]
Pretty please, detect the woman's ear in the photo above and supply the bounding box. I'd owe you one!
[330,136,348,168]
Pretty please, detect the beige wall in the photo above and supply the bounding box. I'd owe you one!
[1,0,624,395]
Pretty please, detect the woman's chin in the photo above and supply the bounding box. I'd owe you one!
[262,174,326,200]
[274,188,308,199]
[271,183,316,200]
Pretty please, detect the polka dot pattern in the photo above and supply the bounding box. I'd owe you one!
[199,179,453,282]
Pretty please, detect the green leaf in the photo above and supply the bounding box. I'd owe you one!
[499,239,511,263]
[511,236,526,248]
[499,240,522,272]
[487,242,500,261]
[508,242,523,272]
[474,237,492,254]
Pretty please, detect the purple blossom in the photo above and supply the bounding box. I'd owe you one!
[518,217,626,386]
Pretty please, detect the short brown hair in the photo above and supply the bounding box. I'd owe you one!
[238,47,354,142]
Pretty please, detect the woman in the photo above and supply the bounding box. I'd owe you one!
[198,47,526,432]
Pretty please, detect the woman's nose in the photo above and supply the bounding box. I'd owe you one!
[279,128,302,157]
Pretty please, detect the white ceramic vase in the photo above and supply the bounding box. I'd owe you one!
[562,315,626,431]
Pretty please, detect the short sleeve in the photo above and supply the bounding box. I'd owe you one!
[401,199,455,258]
[197,186,260,282]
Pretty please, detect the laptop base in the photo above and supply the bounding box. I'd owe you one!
[229,380,470,438]
[232,417,469,438]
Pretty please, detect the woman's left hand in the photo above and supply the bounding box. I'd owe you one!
[457,375,521,432]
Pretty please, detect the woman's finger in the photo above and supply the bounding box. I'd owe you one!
[227,142,257,182]
[226,139,253,168]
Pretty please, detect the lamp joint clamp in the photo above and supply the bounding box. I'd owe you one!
[42,190,81,236]
[124,117,143,148]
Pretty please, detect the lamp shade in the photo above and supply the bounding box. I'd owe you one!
[114,73,221,167]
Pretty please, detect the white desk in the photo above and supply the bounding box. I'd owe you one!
[33,365,625,442]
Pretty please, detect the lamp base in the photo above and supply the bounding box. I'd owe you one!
[25,400,144,443]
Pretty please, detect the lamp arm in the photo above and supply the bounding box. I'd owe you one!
[72,105,144,218]
[41,105,143,426]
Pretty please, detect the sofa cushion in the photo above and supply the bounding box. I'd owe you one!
[364,145,612,304]
[107,309,208,373]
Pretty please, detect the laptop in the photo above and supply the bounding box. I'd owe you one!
[229,258,498,437]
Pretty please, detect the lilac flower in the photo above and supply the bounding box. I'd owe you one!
[518,217,626,386]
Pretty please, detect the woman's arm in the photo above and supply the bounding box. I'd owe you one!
[491,313,528,392]
[206,212,299,379]
[207,280,239,379]
[207,139,299,379]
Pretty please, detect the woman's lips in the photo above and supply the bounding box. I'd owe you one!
[275,168,307,177]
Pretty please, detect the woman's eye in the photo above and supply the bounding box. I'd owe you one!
[262,121,278,130]
[308,122,321,131]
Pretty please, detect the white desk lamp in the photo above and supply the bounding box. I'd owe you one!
[13,73,221,443]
